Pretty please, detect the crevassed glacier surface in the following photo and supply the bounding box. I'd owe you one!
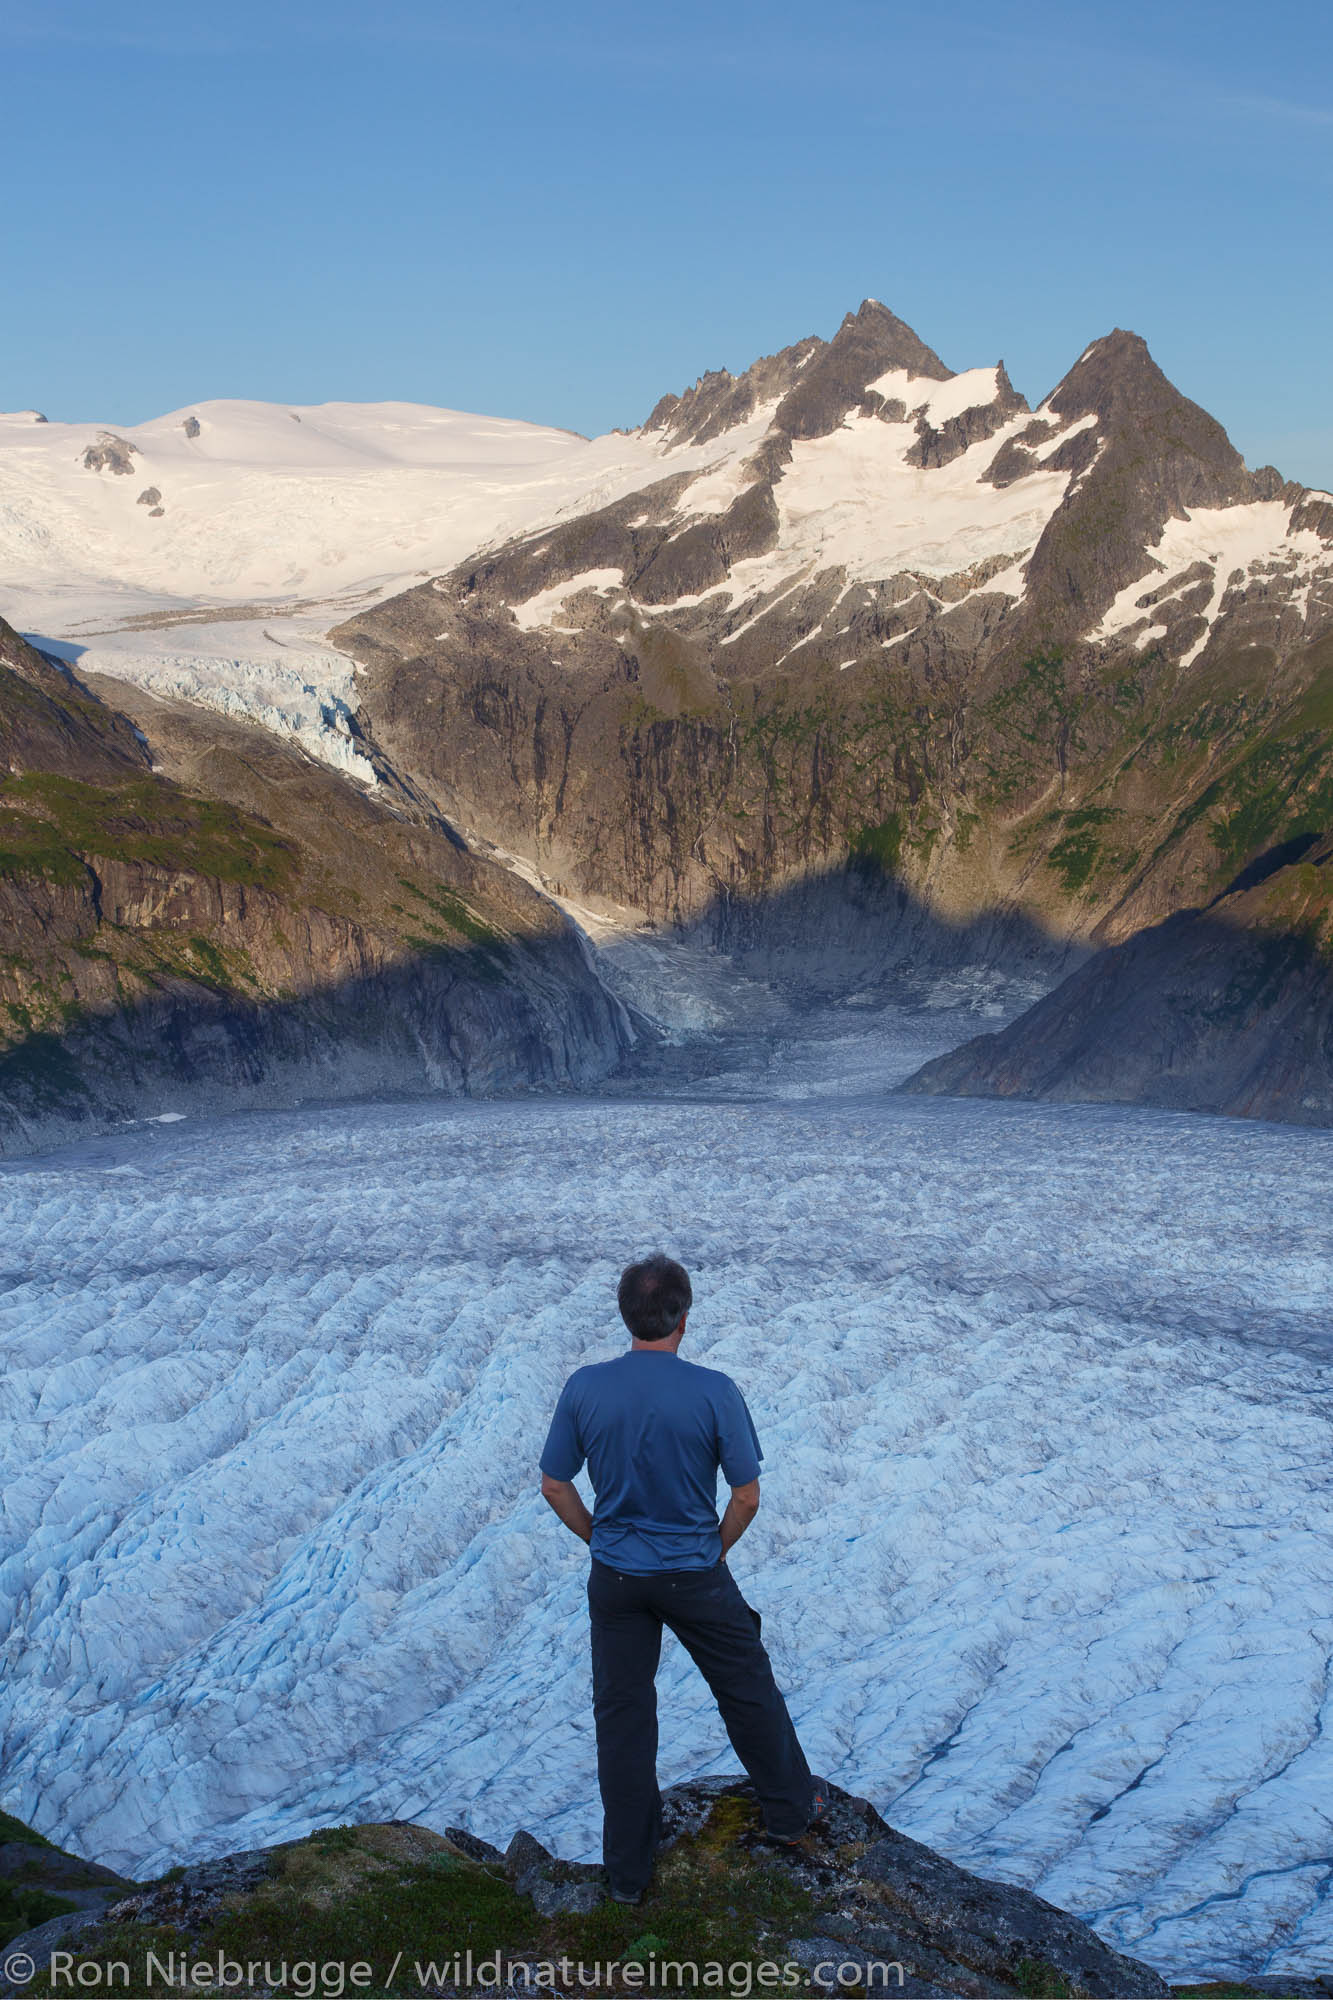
[1,1016,1331,1983]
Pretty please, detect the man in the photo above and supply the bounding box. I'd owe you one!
[539,1252,821,1906]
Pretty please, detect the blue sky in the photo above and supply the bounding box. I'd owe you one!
[3,0,1331,485]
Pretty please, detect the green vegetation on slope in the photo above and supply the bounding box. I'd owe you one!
[0,773,298,891]
[23,1806,816,1999]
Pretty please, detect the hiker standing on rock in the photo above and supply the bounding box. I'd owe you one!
[539,1252,823,1905]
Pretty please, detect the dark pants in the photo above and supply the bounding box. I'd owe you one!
[587,1555,814,1896]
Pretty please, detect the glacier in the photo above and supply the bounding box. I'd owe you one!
[0,1002,1331,1984]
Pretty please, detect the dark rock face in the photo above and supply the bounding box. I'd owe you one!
[531,1776,1168,1997]
[644,345,814,448]
[773,298,952,440]
[0,621,632,1154]
[1011,330,1267,641]
[644,299,954,451]
[901,833,1333,1122]
[640,298,948,451]
[905,363,1027,470]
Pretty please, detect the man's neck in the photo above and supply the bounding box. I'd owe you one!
[628,1310,687,1355]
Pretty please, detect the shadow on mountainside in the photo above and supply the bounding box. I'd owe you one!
[900,831,1333,1128]
[1,610,1096,1151]
[679,854,1078,996]
[0,844,1080,1154]
[0,624,636,1157]
[0,923,635,1157]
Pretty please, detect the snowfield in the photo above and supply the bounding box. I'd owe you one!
[0,397,677,779]
[1,1011,1331,1984]
[0,365,1104,778]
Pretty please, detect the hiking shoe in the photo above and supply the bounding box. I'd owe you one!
[762,1779,828,1847]
[608,1886,643,1906]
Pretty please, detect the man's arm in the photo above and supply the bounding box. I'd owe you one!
[719,1478,759,1557]
[541,1472,593,1544]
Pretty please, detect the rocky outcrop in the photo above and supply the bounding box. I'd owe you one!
[0,1809,135,1966]
[80,433,138,475]
[649,1778,1169,1997]
[0,1780,1177,1998]
[901,832,1333,1123]
[905,363,1027,470]
[0,618,632,1153]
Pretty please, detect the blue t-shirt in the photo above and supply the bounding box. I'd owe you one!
[539,1350,764,1573]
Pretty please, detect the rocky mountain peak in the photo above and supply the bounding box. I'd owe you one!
[774,298,952,441]
[1015,328,1270,635]
[641,300,955,454]
[1044,327,1247,491]
[840,296,953,375]
[1040,328,1264,516]
[641,334,821,450]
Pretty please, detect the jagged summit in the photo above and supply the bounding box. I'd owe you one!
[1014,324,1290,636]
[1045,326,1246,484]
[774,297,953,439]
[642,298,954,450]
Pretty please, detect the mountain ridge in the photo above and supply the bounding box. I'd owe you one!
[6,298,1333,1125]
[333,301,1333,930]
[0,615,632,1152]
[320,301,1333,1122]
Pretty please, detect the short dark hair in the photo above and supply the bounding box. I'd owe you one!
[618,1253,693,1342]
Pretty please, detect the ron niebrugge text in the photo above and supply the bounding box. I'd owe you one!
[25,1946,907,1992]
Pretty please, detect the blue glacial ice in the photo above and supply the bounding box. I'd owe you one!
[0,999,1331,1983]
